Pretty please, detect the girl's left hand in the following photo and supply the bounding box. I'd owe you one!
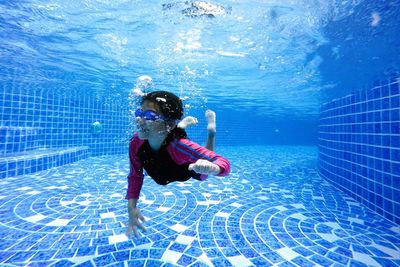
[188,159,221,175]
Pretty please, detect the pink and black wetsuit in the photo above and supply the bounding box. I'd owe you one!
[125,134,230,200]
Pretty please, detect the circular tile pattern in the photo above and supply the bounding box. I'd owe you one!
[0,147,399,267]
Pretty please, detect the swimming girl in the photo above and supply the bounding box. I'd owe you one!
[125,90,230,238]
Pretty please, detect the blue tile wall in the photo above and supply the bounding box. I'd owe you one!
[0,86,129,178]
[0,87,129,157]
[318,77,400,224]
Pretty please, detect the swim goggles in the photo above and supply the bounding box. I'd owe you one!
[135,108,166,121]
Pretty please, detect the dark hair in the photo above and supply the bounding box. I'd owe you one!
[142,91,183,120]
[142,90,187,141]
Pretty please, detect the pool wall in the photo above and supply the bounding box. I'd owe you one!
[0,87,128,178]
[318,77,400,224]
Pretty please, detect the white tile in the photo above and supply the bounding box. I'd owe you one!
[352,252,381,266]
[324,222,341,229]
[276,247,300,261]
[109,234,128,244]
[100,212,115,219]
[47,219,71,226]
[169,224,188,233]
[275,205,288,211]
[175,235,195,245]
[202,193,212,198]
[17,187,32,191]
[212,190,223,194]
[77,201,91,206]
[141,199,154,205]
[161,250,182,264]
[156,207,171,212]
[319,233,340,242]
[163,192,174,196]
[228,255,253,267]
[291,204,305,209]
[291,213,308,220]
[216,212,230,218]
[390,226,400,234]
[372,244,400,258]
[60,200,75,206]
[230,203,243,208]
[197,201,209,206]
[80,193,91,197]
[117,180,125,184]
[25,214,46,223]
[25,191,41,195]
[348,217,364,225]
[110,193,123,198]
[199,253,213,266]
[181,190,191,194]
[258,196,268,201]
[207,200,220,205]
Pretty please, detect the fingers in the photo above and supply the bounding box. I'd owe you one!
[133,226,140,239]
[188,164,194,171]
[126,225,132,239]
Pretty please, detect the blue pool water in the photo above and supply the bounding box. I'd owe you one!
[1,146,399,266]
[1,0,400,266]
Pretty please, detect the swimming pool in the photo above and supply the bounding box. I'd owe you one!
[1,146,399,266]
[0,0,399,266]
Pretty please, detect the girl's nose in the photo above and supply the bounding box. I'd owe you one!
[136,117,145,125]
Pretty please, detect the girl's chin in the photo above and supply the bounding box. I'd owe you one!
[137,131,149,139]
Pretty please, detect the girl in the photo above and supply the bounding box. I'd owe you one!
[126,90,230,239]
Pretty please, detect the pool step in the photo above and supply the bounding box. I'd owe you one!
[0,146,89,179]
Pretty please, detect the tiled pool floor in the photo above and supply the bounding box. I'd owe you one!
[0,146,399,267]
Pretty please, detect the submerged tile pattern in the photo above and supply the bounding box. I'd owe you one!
[318,78,400,224]
[0,146,399,267]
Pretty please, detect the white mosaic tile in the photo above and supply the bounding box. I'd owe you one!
[156,207,171,212]
[230,202,243,208]
[319,233,340,242]
[372,243,400,258]
[141,199,154,205]
[25,214,46,223]
[169,223,188,233]
[175,235,195,245]
[60,200,75,206]
[100,212,115,219]
[352,251,381,266]
[161,249,182,264]
[291,213,308,220]
[46,218,71,226]
[109,233,128,244]
[216,212,230,218]
[275,205,288,211]
[348,217,364,225]
[25,191,41,195]
[77,200,91,206]
[228,255,253,267]
[17,186,32,191]
[276,247,300,261]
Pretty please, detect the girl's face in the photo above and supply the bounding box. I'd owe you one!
[136,100,169,140]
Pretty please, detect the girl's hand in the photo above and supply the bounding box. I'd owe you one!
[188,159,221,175]
[126,207,146,239]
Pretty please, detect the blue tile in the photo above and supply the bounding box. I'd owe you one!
[113,251,130,262]
[93,254,116,267]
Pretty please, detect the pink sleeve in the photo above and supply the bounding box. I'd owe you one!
[168,138,231,177]
[125,135,145,200]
